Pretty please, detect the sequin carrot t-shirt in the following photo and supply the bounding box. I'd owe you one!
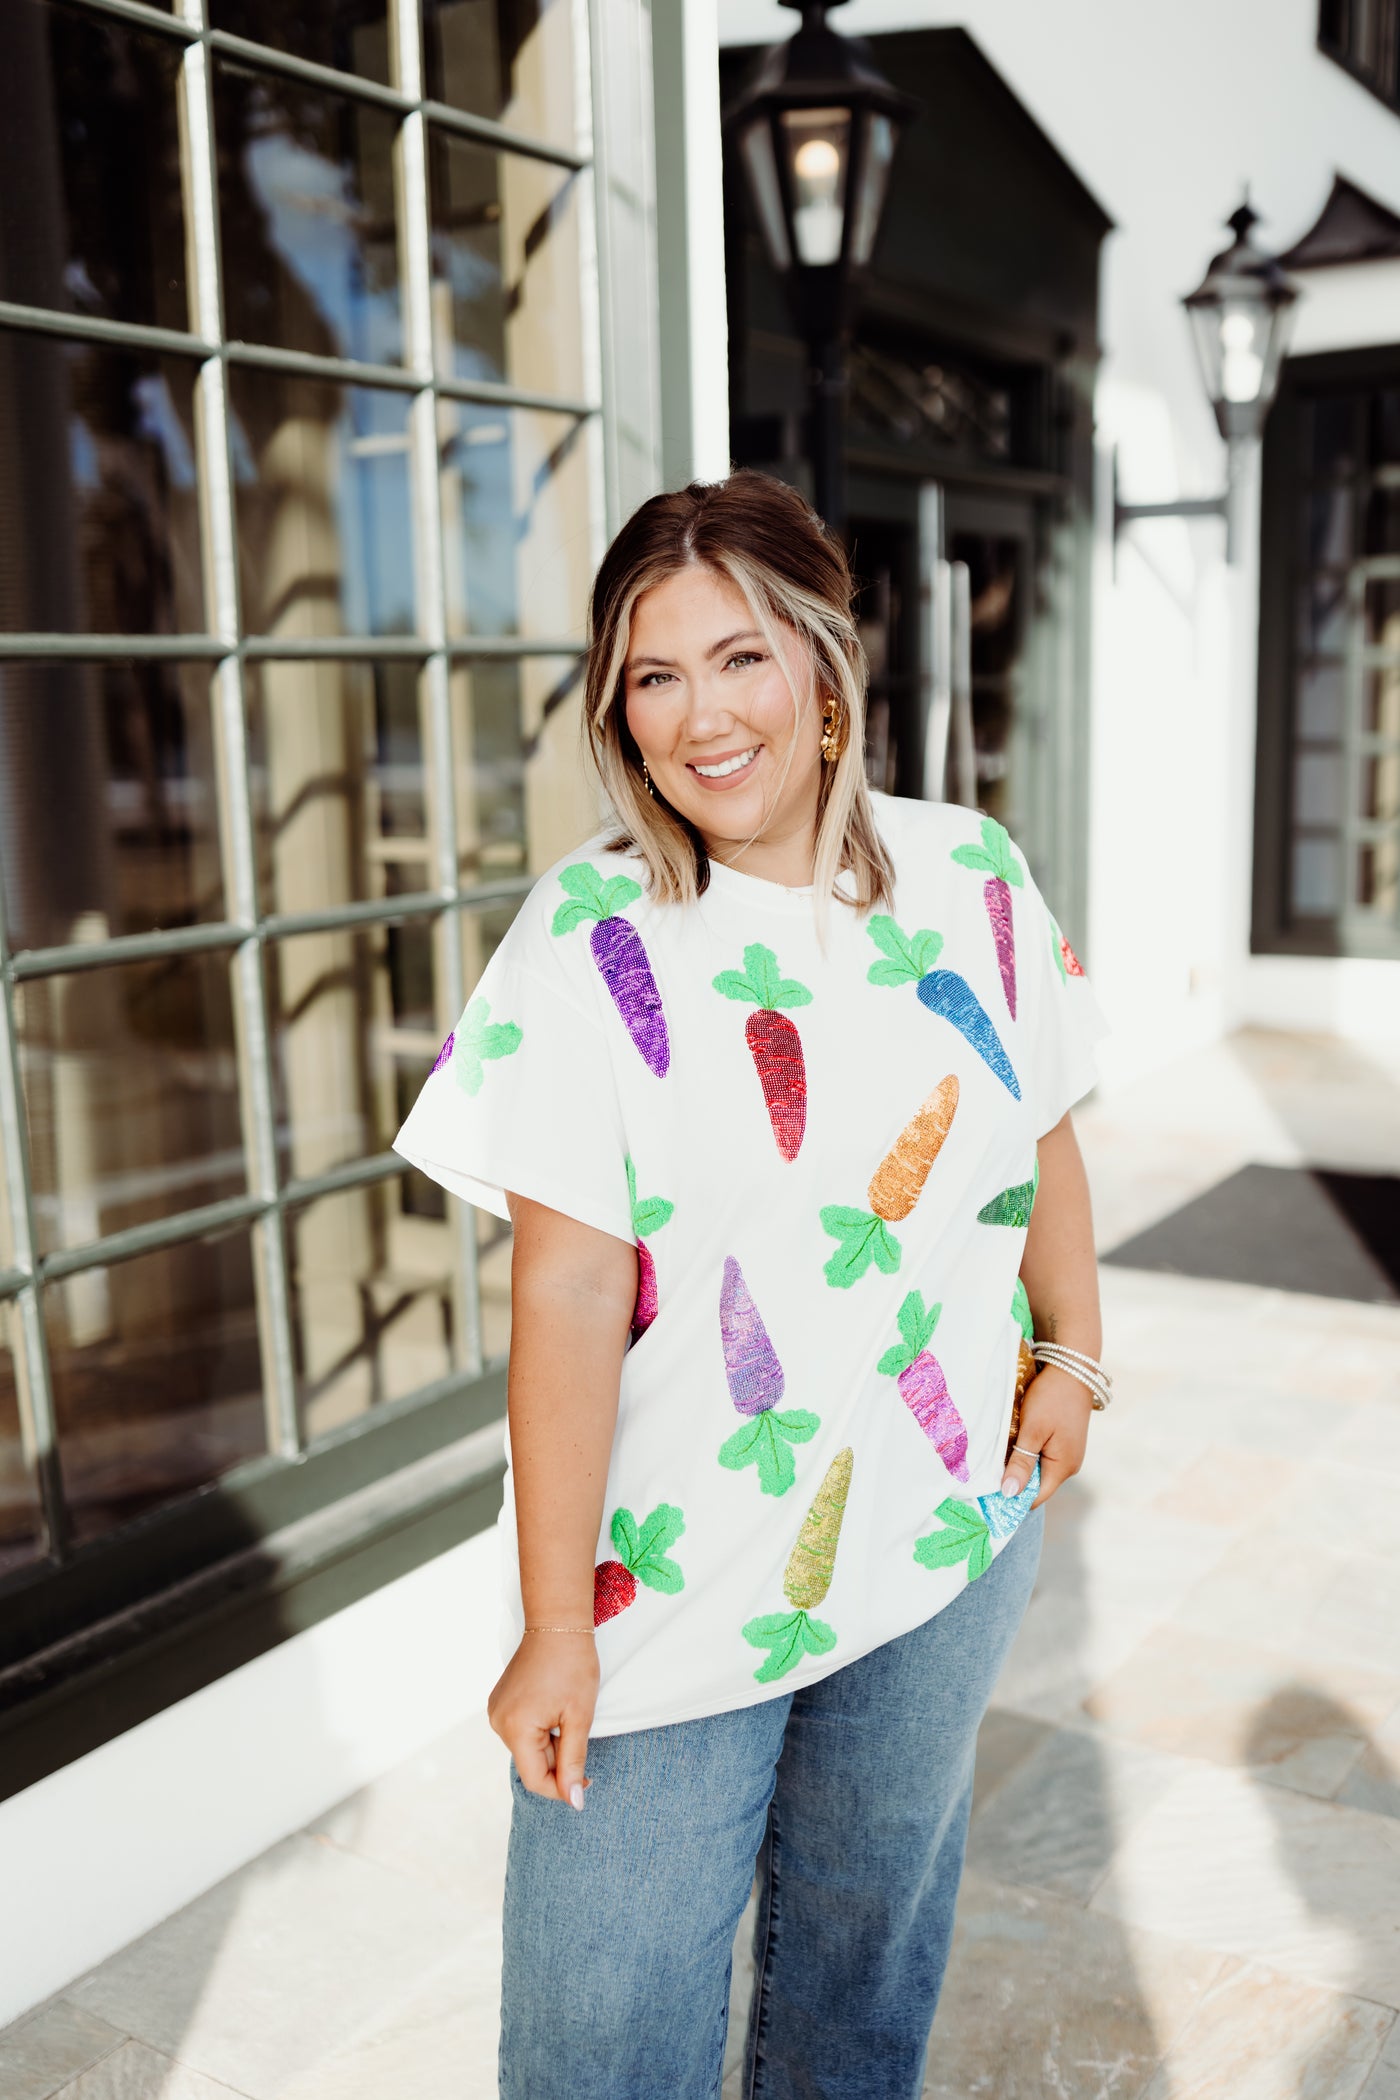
[393,791,1112,1736]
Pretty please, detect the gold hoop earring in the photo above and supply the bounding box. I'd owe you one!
[641,757,655,799]
[820,699,846,763]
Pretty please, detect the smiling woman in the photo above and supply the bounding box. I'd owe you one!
[625,573,822,864]
[579,469,895,915]
[392,468,1115,2099]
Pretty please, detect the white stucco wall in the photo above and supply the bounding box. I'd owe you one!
[718,0,1400,1068]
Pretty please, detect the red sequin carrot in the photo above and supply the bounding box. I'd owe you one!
[712,943,813,1161]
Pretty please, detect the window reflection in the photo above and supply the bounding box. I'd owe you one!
[267,919,434,1186]
[287,1176,456,1441]
[215,57,402,366]
[246,658,430,917]
[424,0,576,150]
[46,1224,265,1546]
[0,1302,43,1576]
[439,402,590,639]
[449,654,589,881]
[0,661,221,953]
[229,367,415,637]
[15,952,245,1257]
[210,0,391,87]
[429,133,585,401]
[0,0,187,332]
[0,331,203,635]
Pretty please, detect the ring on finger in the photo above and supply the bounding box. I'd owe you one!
[1011,1444,1041,1458]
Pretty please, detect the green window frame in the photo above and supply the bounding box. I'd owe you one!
[0,0,660,1801]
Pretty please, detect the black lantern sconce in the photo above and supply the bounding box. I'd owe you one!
[726,0,916,537]
[1115,199,1300,565]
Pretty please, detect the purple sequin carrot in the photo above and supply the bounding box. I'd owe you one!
[950,817,1025,1018]
[551,863,669,1076]
[877,1289,969,1480]
[716,1256,818,1495]
[720,1255,783,1414]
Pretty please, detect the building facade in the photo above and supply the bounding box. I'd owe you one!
[721,0,1400,1071]
[0,0,731,2020]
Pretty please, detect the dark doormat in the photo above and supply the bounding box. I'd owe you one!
[1101,1163,1400,1305]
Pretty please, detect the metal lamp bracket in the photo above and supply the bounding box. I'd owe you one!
[1111,443,1244,573]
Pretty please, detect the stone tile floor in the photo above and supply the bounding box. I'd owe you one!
[3,1026,1399,2100]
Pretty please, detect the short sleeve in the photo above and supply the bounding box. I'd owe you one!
[1015,854,1114,1140]
[392,942,635,1246]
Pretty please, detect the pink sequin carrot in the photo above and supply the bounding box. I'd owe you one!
[950,816,1025,1018]
[877,1289,969,1480]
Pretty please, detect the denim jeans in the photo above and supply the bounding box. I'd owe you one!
[497,1501,1042,2100]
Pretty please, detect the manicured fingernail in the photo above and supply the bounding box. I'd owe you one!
[569,1782,585,1811]
[1001,1473,1018,1497]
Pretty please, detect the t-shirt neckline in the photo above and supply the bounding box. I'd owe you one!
[700,854,869,916]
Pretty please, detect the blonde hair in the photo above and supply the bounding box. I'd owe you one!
[581,470,895,920]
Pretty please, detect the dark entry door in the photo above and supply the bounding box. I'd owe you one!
[853,481,1051,868]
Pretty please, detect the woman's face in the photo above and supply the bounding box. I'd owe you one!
[622,565,823,856]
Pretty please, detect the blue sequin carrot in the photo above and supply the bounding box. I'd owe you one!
[866,915,1020,1097]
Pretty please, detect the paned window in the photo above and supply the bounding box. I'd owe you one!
[1319,0,1400,113]
[1255,347,1400,958]
[0,0,604,1628]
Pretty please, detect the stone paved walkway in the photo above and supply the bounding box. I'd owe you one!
[3,1028,1399,2100]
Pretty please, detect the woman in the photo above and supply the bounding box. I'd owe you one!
[395,470,1113,2099]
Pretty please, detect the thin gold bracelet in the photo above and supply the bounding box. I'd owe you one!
[523,1623,594,1635]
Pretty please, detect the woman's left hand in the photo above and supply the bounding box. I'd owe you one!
[1000,1364,1094,1509]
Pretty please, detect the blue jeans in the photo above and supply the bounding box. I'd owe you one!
[498,1502,1042,2099]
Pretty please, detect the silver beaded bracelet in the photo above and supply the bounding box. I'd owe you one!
[1030,1340,1114,1410]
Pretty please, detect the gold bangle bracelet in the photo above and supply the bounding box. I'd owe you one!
[523,1623,594,1635]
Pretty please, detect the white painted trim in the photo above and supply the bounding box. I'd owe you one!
[0,1526,503,2029]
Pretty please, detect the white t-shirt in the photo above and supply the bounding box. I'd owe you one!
[394,790,1112,1734]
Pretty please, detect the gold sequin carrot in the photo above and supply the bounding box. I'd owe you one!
[742,1448,853,1681]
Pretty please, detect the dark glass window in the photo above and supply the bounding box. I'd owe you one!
[228,367,415,637]
[246,658,430,916]
[0,0,606,1781]
[428,133,585,399]
[46,1223,265,1546]
[1319,0,1400,110]
[209,0,391,86]
[215,58,403,367]
[423,0,577,147]
[1257,350,1400,957]
[439,401,590,639]
[0,331,204,636]
[0,0,187,332]
[0,661,222,952]
[15,950,245,1258]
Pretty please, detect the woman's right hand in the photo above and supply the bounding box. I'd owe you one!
[488,1630,600,1809]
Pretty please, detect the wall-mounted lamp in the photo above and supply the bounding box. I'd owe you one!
[725,0,915,537]
[1115,200,1300,565]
